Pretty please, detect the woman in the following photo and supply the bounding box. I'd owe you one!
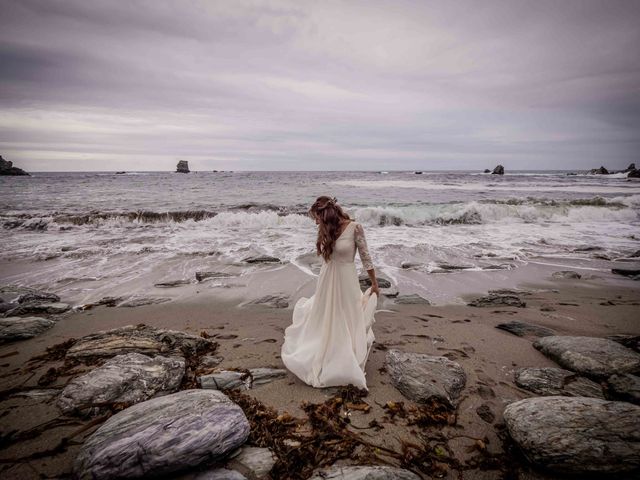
[281,196,379,390]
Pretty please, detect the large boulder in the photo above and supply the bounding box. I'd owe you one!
[606,374,640,405]
[514,367,604,398]
[74,389,250,479]
[5,301,70,316]
[310,465,421,479]
[496,321,554,338]
[491,164,504,175]
[588,166,609,175]
[176,160,190,173]
[17,291,60,303]
[468,293,526,308]
[57,353,185,414]
[504,396,640,474]
[0,155,29,175]
[533,336,640,378]
[0,316,55,343]
[385,349,466,406]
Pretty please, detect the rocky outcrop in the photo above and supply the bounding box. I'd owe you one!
[496,321,554,338]
[199,368,286,390]
[0,316,55,343]
[0,155,29,175]
[57,353,185,414]
[5,301,70,316]
[514,367,604,398]
[551,270,581,279]
[483,169,491,173]
[117,296,172,307]
[588,166,609,175]
[310,465,421,479]
[227,446,276,479]
[247,295,289,308]
[533,336,640,378]
[74,389,250,479]
[17,291,60,303]
[612,268,640,278]
[394,294,431,305]
[66,324,216,360]
[468,293,526,308]
[606,373,640,405]
[504,396,640,474]
[176,160,190,173]
[385,349,466,406]
[243,255,281,264]
[623,163,636,172]
[491,164,504,175]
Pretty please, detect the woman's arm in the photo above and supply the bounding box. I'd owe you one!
[354,222,379,296]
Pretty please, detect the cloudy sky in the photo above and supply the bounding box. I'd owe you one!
[1,0,639,171]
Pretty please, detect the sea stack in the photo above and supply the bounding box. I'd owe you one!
[176,160,190,173]
[491,164,504,175]
[0,155,29,176]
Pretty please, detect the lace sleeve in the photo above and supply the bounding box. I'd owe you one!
[354,222,374,271]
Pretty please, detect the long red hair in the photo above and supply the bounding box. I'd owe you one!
[309,196,351,262]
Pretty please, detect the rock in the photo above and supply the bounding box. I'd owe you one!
[437,264,474,270]
[154,279,190,288]
[0,302,15,314]
[630,250,640,258]
[606,374,640,405]
[468,294,526,308]
[5,301,70,316]
[533,336,640,378]
[310,465,421,480]
[227,446,276,479]
[476,403,495,423]
[540,303,556,312]
[488,288,531,296]
[247,295,289,308]
[588,166,609,175]
[612,268,640,278]
[117,296,171,307]
[199,368,286,390]
[552,270,581,279]
[483,168,491,173]
[66,324,216,360]
[385,349,466,406]
[193,469,247,480]
[495,321,555,338]
[242,255,281,264]
[481,263,515,270]
[196,271,233,282]
[74,390,250,479]
[0,316,55,343]
[515,367,604,398]
[491,164,504,175]
[504,396,640,474]
[359,274,391,289]
[0,155,29,175]
[400,261,422,269]
[57,353,185,414]
[624,163,636,172]
[200,355,224,368]
[17,291,60,303]
[176,160,190,173]
[628,169,640,178]
[606,334,640,353]
[394,294,431,305]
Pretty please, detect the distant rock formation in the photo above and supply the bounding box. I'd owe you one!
[491,165,504,175]
[0,155,29,176]
[588,166,609,175]
[483,169,491,173]
[176,160,190,173]
[623,163,636,172]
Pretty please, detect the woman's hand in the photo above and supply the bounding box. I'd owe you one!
[370,282,380,297]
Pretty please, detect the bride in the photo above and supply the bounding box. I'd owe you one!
[281,196,379,390]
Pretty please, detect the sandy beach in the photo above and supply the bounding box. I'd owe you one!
[1,265,638,479]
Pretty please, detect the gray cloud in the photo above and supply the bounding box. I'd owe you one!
[1,0,639,171]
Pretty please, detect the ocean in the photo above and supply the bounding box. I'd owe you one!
[1,170,639,305]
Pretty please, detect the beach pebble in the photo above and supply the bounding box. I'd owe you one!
[57,352,185,414]
[66,324,216,360]
[385,349,466,406]
[0,316,55,343]
[504,396,640,474]
[199,368,286,390]
[394,294,431,305]
[533,336,640,378]
[495,321,555,338]
[515,367,604,398]
[310,465,421,479]
[468,294,526,308]
[74,389,250,480]
[247,295,289,308]
[552,270,582,279]
[606,373,640,405]
[227,446,276,479]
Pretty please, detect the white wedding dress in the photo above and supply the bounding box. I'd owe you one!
[281,221,377,390]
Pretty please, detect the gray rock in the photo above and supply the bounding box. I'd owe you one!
[588,165,609,175]
[57,353,185,414]
[552,270,581,279]
[0,302,14,314]
[17,291,60,303]
[491,164,504,175]
[227,446,276,479]
[495,321,555,338]
[359,274,391,289]
[606,334,640,353]
[612,268,640,278]
[199,368,286,390]
[533,336,640,378]
[310,465,420,479]
[243,255,281,264]
[5,301,70,316]
[200,355,224,368]
[515,367,604,398]
[117,296,171,307]
[74,390,250,479]
[154,279,191,288]
[176,160,190,173]
[394,294,431,305]
[193,469,247,480]
[196,271,233,282]
[0,316,55,343]
[66,324,216,360]
[504,396,640,474]
[606,374,640,405]
[437,263,474,270]
[0,155,29,175]
[468,294,526,308]
[400,262,422,269]
[385,349,466,406]
[247,295,289,308]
